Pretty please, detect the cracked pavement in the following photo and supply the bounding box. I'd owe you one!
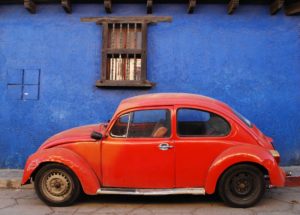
[0,187,299,215]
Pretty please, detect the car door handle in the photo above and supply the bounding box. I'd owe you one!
[158,143,174,151]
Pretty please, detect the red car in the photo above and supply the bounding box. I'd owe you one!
[22,93,285,207]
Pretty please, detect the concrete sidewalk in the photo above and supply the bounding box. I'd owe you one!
[1,187,300,215]
[0,166,300,189]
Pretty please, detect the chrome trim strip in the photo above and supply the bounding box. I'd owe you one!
[96,188,205,195]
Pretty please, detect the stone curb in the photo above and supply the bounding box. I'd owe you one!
[0,166,299,189]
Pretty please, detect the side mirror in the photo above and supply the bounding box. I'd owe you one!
[91,131,103,140]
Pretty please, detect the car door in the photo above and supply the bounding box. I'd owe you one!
[174,106,234,188]
[101,107,175,189]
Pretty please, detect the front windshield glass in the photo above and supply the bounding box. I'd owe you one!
[232,109,252,128]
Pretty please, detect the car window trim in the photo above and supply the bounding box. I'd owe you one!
[110,113,131,138]
[109,107,173,139]
[175,107,232,138]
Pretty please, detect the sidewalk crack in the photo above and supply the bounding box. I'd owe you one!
[0,198,18,210]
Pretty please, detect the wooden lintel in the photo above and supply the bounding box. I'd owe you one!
[104,0,112,13]
[228,0,239,15]
[147,0,153,14]
[285,1,300,15]
[24,0,36,14]
[270,0,284,15]
[81,16,173,24]
[188,0,196,14]
[96,80,155,88]
[61,0,72,13]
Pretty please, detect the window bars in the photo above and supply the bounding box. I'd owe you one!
[81,16,173,88]
[106,23,143,82]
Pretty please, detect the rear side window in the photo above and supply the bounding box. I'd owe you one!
[110,109,171,138]
[177,108,230,136]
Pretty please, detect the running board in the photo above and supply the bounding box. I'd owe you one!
[96,188,205,196]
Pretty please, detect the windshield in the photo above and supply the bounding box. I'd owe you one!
[232,109,252,128]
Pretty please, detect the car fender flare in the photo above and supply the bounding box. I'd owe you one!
[204,145,285,194]
[22,147,100,195]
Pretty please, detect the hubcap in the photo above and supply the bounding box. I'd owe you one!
[41,169,73,202]
[230,173,253,196]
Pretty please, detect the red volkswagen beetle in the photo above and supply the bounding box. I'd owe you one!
[22,93,285,207]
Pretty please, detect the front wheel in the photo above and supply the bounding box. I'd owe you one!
[218,164,266,208]
[34,163,81,207]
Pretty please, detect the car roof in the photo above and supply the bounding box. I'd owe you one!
[116,93,232,114]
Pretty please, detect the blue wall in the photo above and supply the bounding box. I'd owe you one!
[0,4,299,168]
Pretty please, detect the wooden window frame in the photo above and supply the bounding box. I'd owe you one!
[81,16,172,88]
[98,21,151,88]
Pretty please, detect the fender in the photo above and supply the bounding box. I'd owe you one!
[22,147,100,195]
[205,144,285,194]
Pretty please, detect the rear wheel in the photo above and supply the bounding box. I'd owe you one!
[34,163,81,207]
[218,164,265,208]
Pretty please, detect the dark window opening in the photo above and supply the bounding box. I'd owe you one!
[177,108,231,137]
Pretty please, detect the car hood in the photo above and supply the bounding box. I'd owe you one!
[39,123,107,150]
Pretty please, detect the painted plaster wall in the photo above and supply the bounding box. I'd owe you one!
[0,4,299,168]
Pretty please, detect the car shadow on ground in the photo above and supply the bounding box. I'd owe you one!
[78,193,222,205]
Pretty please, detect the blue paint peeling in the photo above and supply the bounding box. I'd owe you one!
[0,4,299,168]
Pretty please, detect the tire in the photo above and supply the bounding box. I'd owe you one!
[218,164,265,208]
[34,163,81,207]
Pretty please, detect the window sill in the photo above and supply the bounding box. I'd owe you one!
[96,80,155,88]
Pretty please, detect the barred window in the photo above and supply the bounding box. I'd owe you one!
[98,22,152,88]
[81,16,172,88]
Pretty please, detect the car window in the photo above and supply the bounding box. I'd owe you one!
[110,109,171,138]
[177,109,210,122]
[133,110,167,123]
[110,114,130,137]
[177,108,230,137]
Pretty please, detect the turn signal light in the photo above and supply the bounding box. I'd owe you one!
[270,150,280,164]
